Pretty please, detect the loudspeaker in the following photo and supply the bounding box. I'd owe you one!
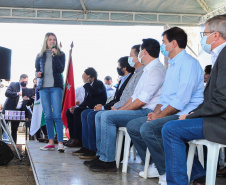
[0,141,14,165]
[0,46,12,80]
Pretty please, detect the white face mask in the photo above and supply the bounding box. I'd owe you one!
[138,50,144,63]
[128,57,135,67]
[105,84,112,89]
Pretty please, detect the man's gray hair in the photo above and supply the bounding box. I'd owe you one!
[206,15,226,40]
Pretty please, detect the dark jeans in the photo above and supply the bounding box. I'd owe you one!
[162,118,206,185]
[66,107,87,140]
[81,109,100,152]
[127,114,179,175]
[11,121,20,143]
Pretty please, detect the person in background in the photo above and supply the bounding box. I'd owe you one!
[162,15,226,185]
[204,64,212,85]
[75,86,85,107]
[35,32,65,152]
[65,67,107,147]
[0,79,10,110]
[33,77,37,88]
[104,76,116,99]
[2,74,31,143]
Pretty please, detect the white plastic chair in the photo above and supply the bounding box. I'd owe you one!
[187,139,226,185]
[115,127,136,173]
[143,148,151,179]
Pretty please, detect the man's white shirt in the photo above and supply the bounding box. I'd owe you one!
[131,58,166,110]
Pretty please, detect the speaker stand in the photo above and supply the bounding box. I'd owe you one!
[0,81,21,160]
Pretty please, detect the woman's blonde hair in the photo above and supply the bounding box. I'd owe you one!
[40,32,61,56]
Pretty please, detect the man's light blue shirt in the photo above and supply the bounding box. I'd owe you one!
[106,86,116,98]
[158,50,204,115]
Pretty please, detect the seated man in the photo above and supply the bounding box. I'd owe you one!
[86,38,166,172]
[127,27,204,185]
[104,76,116,99]
[162,15,226,185]
[65,67,107,147]
[2,74,32,143]
[73,56,135,157]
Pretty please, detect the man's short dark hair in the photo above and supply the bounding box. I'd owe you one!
[204,65,212,75]
[118,56,135,73]
[131,44,141,57]
[104,76,112,81]
[162,27,187,49]
[84,67,97,79]
[20,74,28,80]
[141,38,160,58]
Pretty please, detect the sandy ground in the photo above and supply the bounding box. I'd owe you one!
[0,155,36,185]
[0,131,36,185]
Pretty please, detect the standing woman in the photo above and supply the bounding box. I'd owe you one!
[35,32,65,152]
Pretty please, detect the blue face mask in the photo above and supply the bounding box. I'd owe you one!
[128,57,135,67]
[160,44,168,57]
[160,42,172,57]
[200,32,215,54]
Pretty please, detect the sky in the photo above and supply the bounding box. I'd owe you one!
[0,22,212,96]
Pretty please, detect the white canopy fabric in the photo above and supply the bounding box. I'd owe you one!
[0,0,225,26]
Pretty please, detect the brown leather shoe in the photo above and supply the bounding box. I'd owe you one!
[217,166,226,176]
[63,139,73,146]
[66,139,82,147]
[38,137,48,143]
[65,139,75,146]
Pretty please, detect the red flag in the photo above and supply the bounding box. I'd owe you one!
[62,55,75,129]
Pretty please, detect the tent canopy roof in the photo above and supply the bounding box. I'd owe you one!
[0,0,225,26]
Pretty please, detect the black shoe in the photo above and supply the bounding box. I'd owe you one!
[89,160,117,172]
[79,150,96,159]
[72,147,89,156]
[84,156,100,167]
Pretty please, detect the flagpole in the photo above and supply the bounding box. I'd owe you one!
[62,42,74,108]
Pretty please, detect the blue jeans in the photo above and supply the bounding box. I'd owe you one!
[81,109,100,151]
[162,118,206,185]
[127,114,179,175]
[40,87,63,142]
[95,108,151,162]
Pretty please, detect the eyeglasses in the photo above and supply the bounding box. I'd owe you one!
[200,32,214,38]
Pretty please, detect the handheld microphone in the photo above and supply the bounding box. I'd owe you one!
[52,45,56,56]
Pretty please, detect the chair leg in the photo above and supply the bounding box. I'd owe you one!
[133,145,136,160]
[115,130,124,168]
[187,143,196,181]
[25,124,28,141]
[122,133,131,173]
[144,148,151,179]
[197,145,204,167]
[219,147,225,168]
[205,144,221,185]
